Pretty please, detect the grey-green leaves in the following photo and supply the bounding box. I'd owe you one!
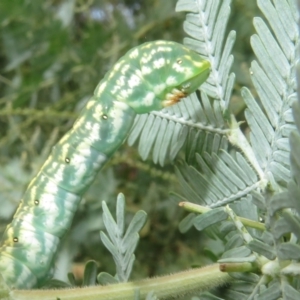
[242,0,297,189]
[100,193,147,283]
[173,1,300,299]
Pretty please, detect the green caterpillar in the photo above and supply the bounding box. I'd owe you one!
[0,40,210,289]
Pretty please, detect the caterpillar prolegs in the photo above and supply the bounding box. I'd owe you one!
[0,40,210,289]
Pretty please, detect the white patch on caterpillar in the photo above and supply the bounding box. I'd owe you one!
[17,208,39,228]
[72,116,85,131]
[113,62,122,71]
[86,100,96,110]
[111,85,121,95]
[166,76,177,86]
[121,64,130,74]
[154,41,166,45]
[120,89,133,98]
[67,152,96,186]
[60,143,71,162]
[135,69,143,77]
[141,55,152,64]
[129,48,139,58]
[153,83,166,95]
[157,46,172,52]
[116,75,126,87]
[185,67,193,77]
[107,101,128,143]
[153,57,165,69]
[53,164,67,184]
[95,82,107,96]
[38,193,61,215]
[39,159,64,185]
[75,144,106,170]
[128,74,141,88]
[120,90,128,98]
[35,176,56,195]
[172,62,185,73]
[76,142,92,157]
[93,103,103,118]
[15,223,59,262]
[150,49,157,55]
[107,72,115,80]
[84,121,101,143]
[141,65,152,75]
[141,43,152,49]
[112,99,130,110]
[42,183,79,203]
[143,92,155,106]
[70,164,88,186]
[193,59,208,68]
[93,152,107,168]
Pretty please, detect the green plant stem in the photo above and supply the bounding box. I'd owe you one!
[227,115,267,187]
[179,201,266,231]
[219,262,256,273]
[8,265,232,300]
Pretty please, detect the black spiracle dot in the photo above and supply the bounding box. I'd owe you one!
[65,157,71,163]
[34,199,39,206]
[13,237,18,243]
[102,114,108,120]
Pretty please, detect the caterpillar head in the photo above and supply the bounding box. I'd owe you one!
[97,40,210,114]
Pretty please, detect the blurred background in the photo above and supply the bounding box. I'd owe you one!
[0,0,259,284]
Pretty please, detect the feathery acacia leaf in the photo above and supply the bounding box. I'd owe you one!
[242,0,298,189]
[100,193,147,282]
[176,0,298,212]
[174,0,300,298]
[175,150,260,208]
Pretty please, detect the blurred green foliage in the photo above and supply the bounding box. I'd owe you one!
[0,0,259,285]
[0,0,183,159]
